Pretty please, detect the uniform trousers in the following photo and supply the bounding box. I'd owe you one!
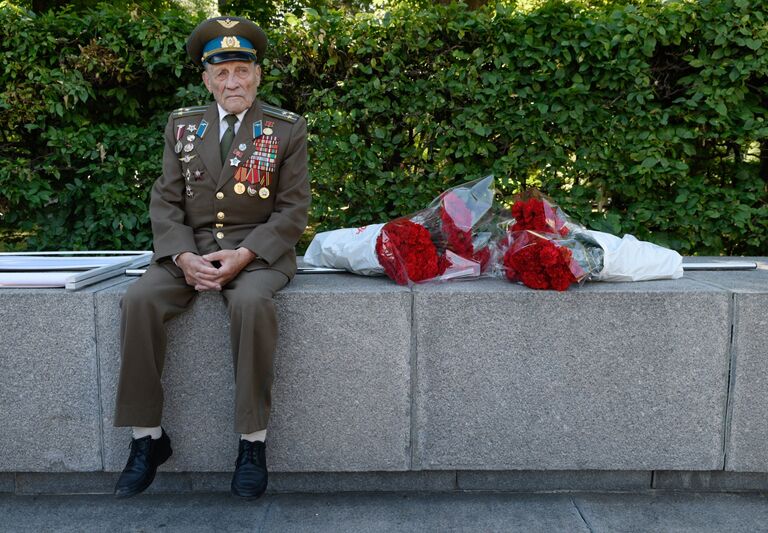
[113,263,289,433]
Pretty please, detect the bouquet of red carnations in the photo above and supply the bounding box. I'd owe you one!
[492,189,604,291]
[305,178,684,289]
[305,176,497,285]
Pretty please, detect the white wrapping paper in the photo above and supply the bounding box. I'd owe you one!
[304,223,385,275]
[585,230,684,282]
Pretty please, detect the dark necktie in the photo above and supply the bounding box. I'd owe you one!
[220,114,238,164]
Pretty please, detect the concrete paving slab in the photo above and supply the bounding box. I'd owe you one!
[0,493,267,533]
[413,278,731,471]
[458,470,651,491]
[98,274,412,473]
[4,491,768,533]
[573,492,768,533]
[0,290,102,472]
[0,492,589,533]
[260,492,588,533]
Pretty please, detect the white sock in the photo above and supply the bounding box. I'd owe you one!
[133,426,162,440]
[241,429,267,442]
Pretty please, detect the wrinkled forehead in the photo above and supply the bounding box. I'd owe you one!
[205,60,259,74]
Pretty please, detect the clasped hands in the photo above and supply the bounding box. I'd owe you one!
[177,248,256,291]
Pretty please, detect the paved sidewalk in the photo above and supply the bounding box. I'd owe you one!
[2,491,768,532]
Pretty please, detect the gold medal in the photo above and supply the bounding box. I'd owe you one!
[234,182,246,195]
[258,186,270,199]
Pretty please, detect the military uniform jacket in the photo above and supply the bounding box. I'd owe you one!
[150,100,311,279]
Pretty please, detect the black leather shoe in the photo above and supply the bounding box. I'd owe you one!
[114,429,172,498]
[231,439,268,499]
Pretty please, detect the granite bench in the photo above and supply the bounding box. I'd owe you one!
[1,258,767,494]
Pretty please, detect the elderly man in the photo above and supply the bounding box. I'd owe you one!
[112,16,310,499]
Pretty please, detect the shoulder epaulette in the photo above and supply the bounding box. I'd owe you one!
[262,103,301,124]
[171,105,208,118]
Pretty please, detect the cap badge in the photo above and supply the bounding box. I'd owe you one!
[221,36,241,48]
[217,19,239,29]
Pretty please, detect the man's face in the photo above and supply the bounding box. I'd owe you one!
[202,60,261,114]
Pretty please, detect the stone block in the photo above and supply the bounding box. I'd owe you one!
[0,474,13,493]
[98,284,235,472]
[684,262,768,472]
[146,472,232,494]
[14,471,455,494]
[269,471,456,493]
[725,292,768,472]
[413,278,731,471]
[458,470,651,491]
[685,261,768,293]
[654,471,768,491]
[0,290,102,472]
[268,274,412,471]
[15,472,118,495]
[98,274,412,472]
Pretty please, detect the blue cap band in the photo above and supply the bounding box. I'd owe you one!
[201,35,257,64]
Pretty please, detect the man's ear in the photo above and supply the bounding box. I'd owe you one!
[255,64,262,87]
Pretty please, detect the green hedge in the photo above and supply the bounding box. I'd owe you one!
[1,0,767,255]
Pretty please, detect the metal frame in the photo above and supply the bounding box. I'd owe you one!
[0,251,152,290]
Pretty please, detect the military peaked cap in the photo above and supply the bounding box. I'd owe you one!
[187,16,268,67]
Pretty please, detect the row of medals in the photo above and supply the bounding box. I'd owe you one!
[175,130,270,199]
[233,138,270,198]
[234,181,268,198]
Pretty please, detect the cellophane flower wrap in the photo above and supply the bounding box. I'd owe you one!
[494,190,604,291]
[375,175,496,285]
[305,179,682,287]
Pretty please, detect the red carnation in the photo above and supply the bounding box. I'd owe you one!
[376,219,444,285]
[510,197,569,237]
[439,191,490,273]
[502,232,579,291]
